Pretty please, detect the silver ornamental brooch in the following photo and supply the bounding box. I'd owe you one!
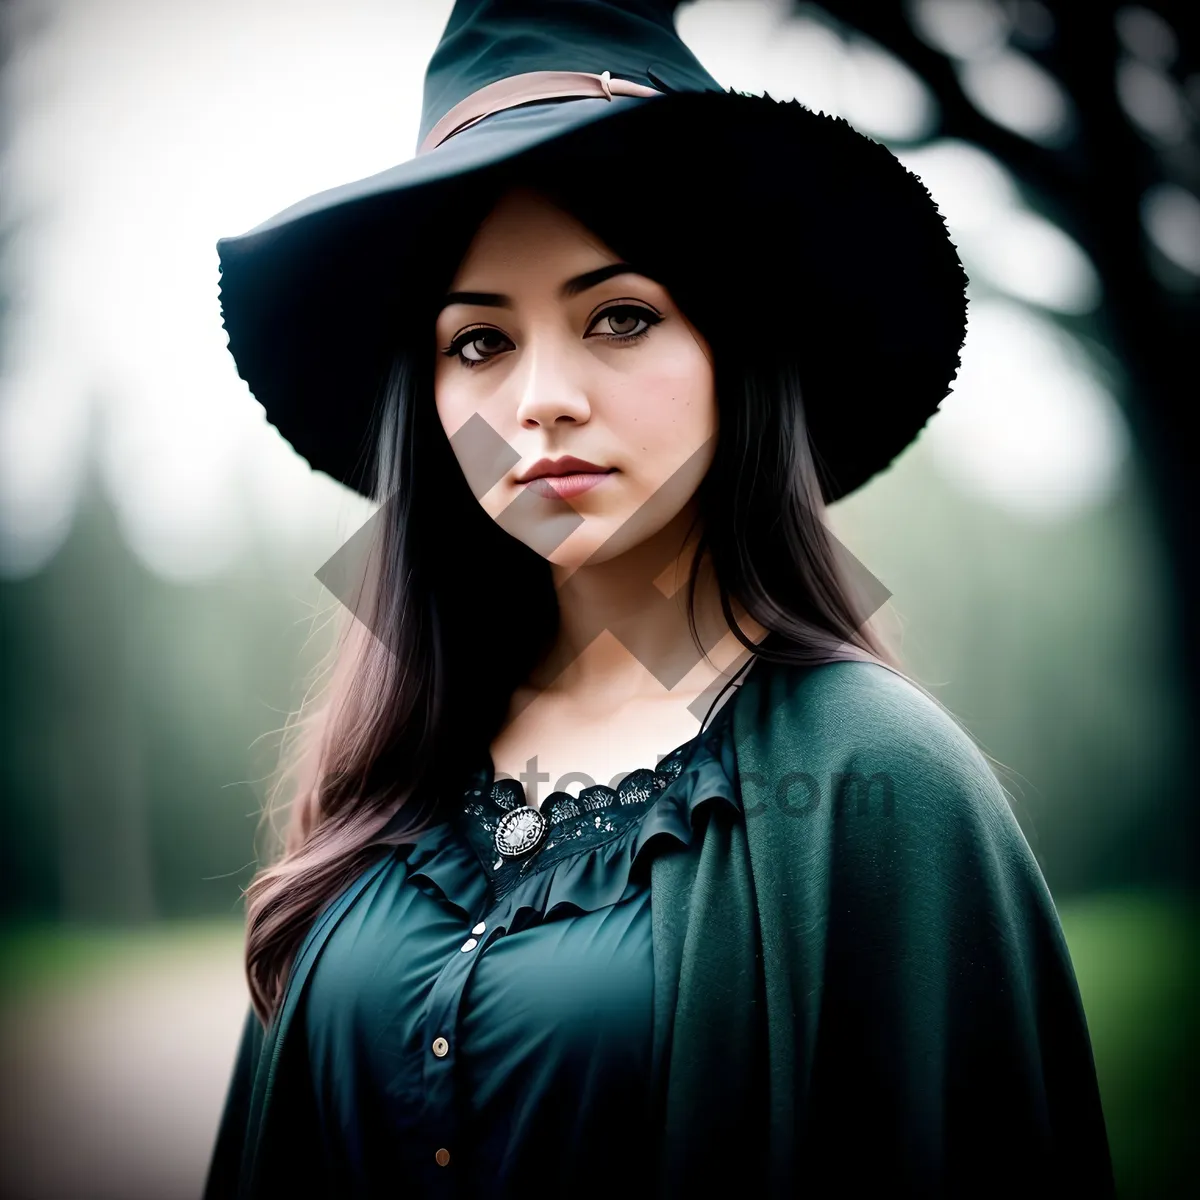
[494,805,549,860]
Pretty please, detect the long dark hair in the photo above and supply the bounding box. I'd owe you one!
[242,157,918,1026]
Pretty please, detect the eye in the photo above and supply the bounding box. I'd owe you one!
[586,304,663,342]
[443,326,514,368]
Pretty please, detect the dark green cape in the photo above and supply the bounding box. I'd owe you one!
[205,659,1115,1198]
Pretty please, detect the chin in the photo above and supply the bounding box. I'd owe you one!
[543,538,602,571]
[538,524,619,571]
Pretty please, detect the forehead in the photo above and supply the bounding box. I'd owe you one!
[448,185,617,288]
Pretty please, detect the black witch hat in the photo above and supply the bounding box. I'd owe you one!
[215,0,968,503]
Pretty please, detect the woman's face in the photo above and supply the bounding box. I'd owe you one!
[433,186,717,573]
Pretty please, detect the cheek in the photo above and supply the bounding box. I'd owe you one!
[610,339,717,453]
[433,367,466,439]
[432,372,506,513]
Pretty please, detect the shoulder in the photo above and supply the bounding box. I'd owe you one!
[729,659,1057,938]
[744,655,988,771]
[735,656,1015,837]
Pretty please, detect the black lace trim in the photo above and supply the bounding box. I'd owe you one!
[456,719,722,905]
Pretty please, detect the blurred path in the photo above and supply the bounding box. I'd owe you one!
[0,926,247,1200]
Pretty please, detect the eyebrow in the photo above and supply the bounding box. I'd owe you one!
[438,262,651,313]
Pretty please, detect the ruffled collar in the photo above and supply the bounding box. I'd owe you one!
[455,695,739,905]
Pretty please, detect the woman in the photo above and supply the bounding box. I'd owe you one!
[205,2,1116,1197]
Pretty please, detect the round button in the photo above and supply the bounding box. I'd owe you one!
[431,1036,449,1058]
[435,1147,451,1167]
[471,921,486,935]
[460,938,478,953]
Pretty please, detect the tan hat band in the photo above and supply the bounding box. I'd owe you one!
[419,69,663,155]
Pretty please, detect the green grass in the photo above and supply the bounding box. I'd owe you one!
[1058,890,1199,1200]
[0,918,244,1003]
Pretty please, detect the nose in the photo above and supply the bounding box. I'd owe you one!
[512,335,592,429]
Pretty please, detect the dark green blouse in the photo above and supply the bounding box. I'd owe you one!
[300,694,740,1198]
[206,657,1116,1200]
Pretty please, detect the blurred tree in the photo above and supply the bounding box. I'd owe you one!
[805,0,1199,884]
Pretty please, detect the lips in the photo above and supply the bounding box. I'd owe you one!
[518,455,612,482]
[522,468,617,501]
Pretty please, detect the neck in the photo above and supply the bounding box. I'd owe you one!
[524,502,769,715]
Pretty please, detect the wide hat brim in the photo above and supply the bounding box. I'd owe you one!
[216,89,968,503]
